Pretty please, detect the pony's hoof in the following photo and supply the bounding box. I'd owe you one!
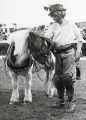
[48,94,54,98]
[9,101,19,105]
[23,101,32,104]
[45,92,54,98]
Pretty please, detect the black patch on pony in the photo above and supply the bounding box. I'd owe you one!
[29,32,54,70]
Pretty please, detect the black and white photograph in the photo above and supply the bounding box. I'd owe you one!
[0,0,86,119]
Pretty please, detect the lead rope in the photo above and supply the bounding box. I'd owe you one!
[36,70,44,81]
[33,60,45,81]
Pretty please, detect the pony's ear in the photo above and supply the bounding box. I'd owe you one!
[29,32,33,37]
[29,32,36,41]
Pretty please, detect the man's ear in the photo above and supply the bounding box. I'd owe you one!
[44,6,49,11]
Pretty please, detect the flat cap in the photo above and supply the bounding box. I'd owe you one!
[44,4,66,12]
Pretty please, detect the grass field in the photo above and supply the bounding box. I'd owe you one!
[0,58,86,120]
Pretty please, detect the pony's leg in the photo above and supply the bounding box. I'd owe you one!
[9,71,19,104]
[44,52,57,97]
[49,69,57,97]
[45,69,57,98]
[44,71,50,96]
[24,65,33,103]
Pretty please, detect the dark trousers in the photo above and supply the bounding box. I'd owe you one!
[54,49,76,102]
[76,67,80,78]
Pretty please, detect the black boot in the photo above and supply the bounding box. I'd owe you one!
[64,76,76,112]
[65,100,76,112]
[56,89,65,108]
[65,89,76,112]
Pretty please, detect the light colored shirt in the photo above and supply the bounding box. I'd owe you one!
[42,20,84,47]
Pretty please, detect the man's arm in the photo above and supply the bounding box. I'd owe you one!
[73,24,84,61]
[31,24,56,49]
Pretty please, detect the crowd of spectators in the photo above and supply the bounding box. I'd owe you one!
[0,23,86,56]
[80,27,86,56]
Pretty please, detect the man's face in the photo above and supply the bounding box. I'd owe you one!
[49,10,66,23]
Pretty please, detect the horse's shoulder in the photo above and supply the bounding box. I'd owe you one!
[8,29,30,44]
[10,29,30,36]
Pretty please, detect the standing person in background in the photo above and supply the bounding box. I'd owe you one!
[39,3,83,112]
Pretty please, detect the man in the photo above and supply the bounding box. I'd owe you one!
[40,3,83,112]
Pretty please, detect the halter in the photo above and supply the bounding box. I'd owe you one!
[29,32,54,70]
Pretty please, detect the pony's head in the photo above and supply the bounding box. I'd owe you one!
[28,32,53,66]
[29,32,50,54]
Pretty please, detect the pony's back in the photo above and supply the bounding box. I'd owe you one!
[8,29,31,55]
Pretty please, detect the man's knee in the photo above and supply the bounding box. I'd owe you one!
[62,74,74,101]
[54,74,64,90]
[61,74,74,85]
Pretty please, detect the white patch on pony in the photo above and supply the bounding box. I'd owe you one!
[24,65,33,103]
[8,71,19,103]
[8,64,33,104]
[7,29,34,104]
[45,52,57,98]
[8,29,31,55]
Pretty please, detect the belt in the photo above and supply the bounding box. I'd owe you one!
[55,43,75,53]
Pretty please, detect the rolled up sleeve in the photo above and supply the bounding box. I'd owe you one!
[73,24,84,54]
[73,24,84,43]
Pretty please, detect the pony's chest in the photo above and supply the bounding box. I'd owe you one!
[14,39,26,55]
[11,33,28,55]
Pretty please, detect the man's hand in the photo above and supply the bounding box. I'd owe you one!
[75,51,81,62]
[75,42,82,62]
